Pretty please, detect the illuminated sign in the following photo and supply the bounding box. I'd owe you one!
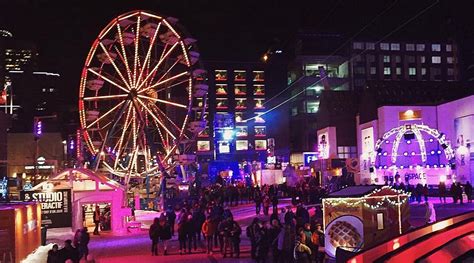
[21,189,72,228]
[303,152,318,166]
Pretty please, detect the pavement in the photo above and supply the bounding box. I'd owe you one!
[45,197,474,263]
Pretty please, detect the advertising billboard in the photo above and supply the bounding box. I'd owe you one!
[21,189,72,228]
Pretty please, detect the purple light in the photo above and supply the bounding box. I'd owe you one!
[403,152,408,156]
[411,151,416,156]
[437,150,442,154]
[385,140,390,144]
[69,140,74,150]
[429,138,434,143]
[35,121,42,136]
[407,140,411,144]
[383,152,388,156]
[430,150,435,155]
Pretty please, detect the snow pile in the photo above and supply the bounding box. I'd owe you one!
[21,243,55,263]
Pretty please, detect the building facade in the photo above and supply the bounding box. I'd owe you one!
[197,61,270,165]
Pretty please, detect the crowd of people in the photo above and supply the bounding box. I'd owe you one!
[47,228,90,263]
[391,181,473,204]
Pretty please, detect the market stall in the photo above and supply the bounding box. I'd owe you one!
[24,168,131,232]
[322,185,410,258]
[0,202,41,263]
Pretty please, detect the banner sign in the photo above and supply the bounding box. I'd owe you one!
[21,189,72,228]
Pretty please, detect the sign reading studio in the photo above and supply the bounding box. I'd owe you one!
[21,189,72,228]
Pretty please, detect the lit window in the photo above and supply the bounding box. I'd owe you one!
[383,55,390,63]
[409,68,416,76]
[420,56,426,63]
[337,146,357,159]
[447,68,454,76]
[197,141,210,152]
[235,113,244,123]
[391,43,400,51]
[253,71,264,81]
[236,140,248,151]
[216,98,228,109]
[380,43,389,50]
[291,107,298,116]
[255,140,267,150]
[421,68,427,75]
[218,141,231,153]
[306,101,319,113]
[406,44,415,51]
[198,127,210,137]
[366,42,375,50]
[396,67,402,75]
[353,42,364,49]
[431,44,441,52]
[236,126,248,137]
[432,56,441,64]
[255,115,265,123]
[236,98,247,109]
[254,99,265,109]
[370,67,376,74]
[234,84,246,95]
[384,67,391,75]
[215,70,227,81]
[234,70,246,81]
[216,84,227,95]
[446,44,452,52]
[416,44,425,51]
[253,85,265,95]
[254,126,266,137]
[447,57,454,64]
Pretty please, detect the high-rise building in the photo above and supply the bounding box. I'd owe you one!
[197,61,270,165]
[287,31,463,156]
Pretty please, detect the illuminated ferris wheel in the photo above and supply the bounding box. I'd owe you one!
[79,10,208,179]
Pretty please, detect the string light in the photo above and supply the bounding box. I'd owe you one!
[324,186,410,210]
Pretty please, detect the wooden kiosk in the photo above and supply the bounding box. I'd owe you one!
[322,185,410,258]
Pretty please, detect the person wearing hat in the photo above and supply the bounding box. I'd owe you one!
[294,235,311,263]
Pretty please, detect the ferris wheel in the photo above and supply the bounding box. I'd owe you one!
[79,10,208,179]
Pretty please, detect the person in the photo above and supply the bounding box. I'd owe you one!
[294,236,312,263]
[159,215,172,255]
[59,240,79,263]
[263,195,271,216]
[193,205,206,242]
[422,184,429,202]
[229,217,242,258]
[202,215,217,254]
[255,189,262,215]
[457,182,464,204]
[78,227,90,260]
[450,183,458,203]
[149,217,161,256]
[178,210,190,255]
[415,183,423,203]
[277,222,295,263]
[284,206,295,225]
[73,229,81,249]
[271,194,279,215]
[166,205,176,236]
[218,217,233,257]
[424,201,436,224]
[438,181,447,203]
[247,218,261,260]
[93,205,101,235]
[269,219,282,263]
[47,244,61,263]
[465,181,473,203]
[311,224,324,263]
[295,203,310,230]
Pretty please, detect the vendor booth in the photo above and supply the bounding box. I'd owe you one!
[0,202,41,263]
[23,168,131,232]
[322,185,410,258]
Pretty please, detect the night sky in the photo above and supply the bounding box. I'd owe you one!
[1,0,473,107]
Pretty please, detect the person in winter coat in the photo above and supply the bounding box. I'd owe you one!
[218,217,234,257]
[263,195,271,216]
[229,217,242,258]
[159,215,172,255]
[202,215,217,254]
[425,201,436,224]
[78,228,90,260]
[465,181,473,203]
[93,205,101,235]
[178,210,190,255]
[47,244,61,263]
[166,205,176,236]
[255,190,263,215]
[271,194,279,215]
[294,236,312,263]
[149,217,161,256]
[438,181,447,203]
[247,218,261,259]
[277,223,295,263]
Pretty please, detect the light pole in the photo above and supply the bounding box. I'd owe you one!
[32,115,57,185]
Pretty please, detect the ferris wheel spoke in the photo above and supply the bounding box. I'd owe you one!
[149,103,188,139]
[136,42,179,91]
[154,79,189,93]
[139,71,188,94]
[136,22,162,88]
[148,58,181,89]
[88,68,129,93]
[99,42,132,90]
[132,16,141,87]
[86,100,125,129]
[136,98,177,140]
[115,24,134,85]
[113,104,133,167]
[83,94,128,101]
[137,94,187,109]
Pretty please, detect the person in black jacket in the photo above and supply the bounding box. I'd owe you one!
[47,244,61,263]
[465,181,473,203]
[166,205,177,236]
[59,240,79,263]
[78,227,90,260]
[159,215,172,255]
[149,217,161,256]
